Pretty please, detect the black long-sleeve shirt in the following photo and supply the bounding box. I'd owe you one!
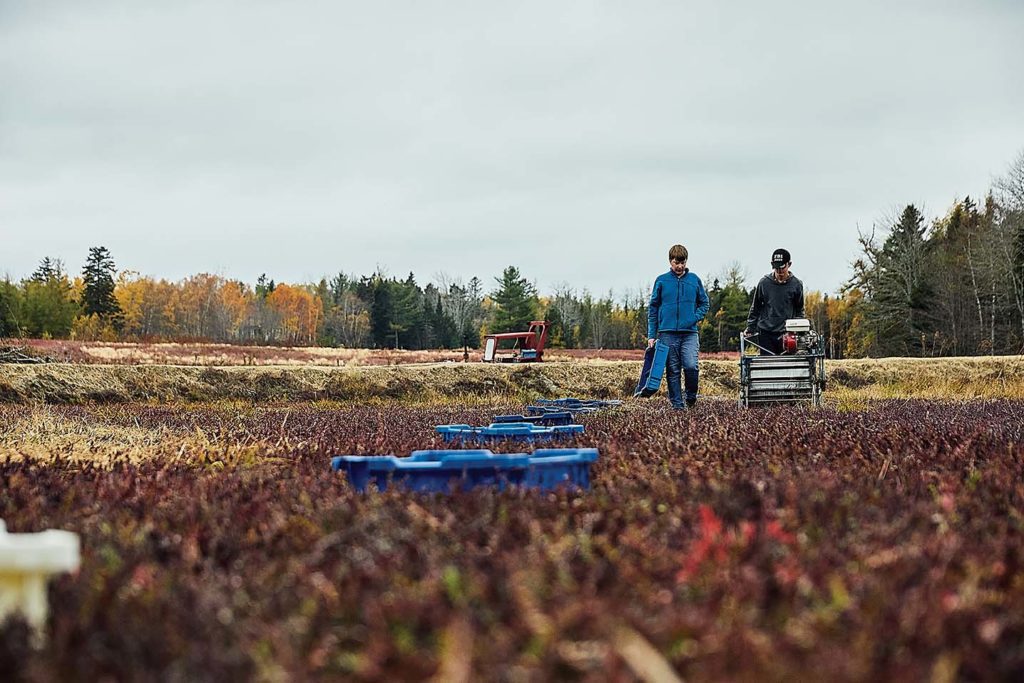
[746,273,804,334]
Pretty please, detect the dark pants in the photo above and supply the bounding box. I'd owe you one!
[754,329,785,355]
[660,331,699,407]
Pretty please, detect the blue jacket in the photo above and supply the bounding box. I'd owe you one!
[647,269,710,338]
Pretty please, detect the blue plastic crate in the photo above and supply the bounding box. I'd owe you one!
[526,404,598,416]
[492,411,575,426]
[331,448,598,493]
[634,340,668,397]
[435,422,584,444]
[534,398,623,410]
[525,448,599,489]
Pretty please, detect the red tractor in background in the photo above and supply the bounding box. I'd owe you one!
[482,321,550,363]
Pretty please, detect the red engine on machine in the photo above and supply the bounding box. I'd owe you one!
[780,319,819,355]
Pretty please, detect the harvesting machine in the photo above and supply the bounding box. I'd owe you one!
[739,318,826,407]
[482,321,550,363]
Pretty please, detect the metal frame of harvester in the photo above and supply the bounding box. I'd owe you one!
[739,319,826,407]
[482,321,550,363]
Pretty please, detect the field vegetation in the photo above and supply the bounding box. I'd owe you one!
[2,398,1024,680]
[17,339,739,367]
[2,354,1024,406]
[3,354,1024,679]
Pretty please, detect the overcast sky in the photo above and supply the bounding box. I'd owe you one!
[2,0,1022,298]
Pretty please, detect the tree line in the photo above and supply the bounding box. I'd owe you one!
[0,256,651,351]
[2,153,1022,356]
[846,169,1024,356]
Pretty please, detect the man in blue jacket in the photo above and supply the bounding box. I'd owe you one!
[648,244,710,409]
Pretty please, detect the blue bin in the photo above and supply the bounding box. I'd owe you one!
[634,340,668,397]
[331,451,529,493]
[533,398,623,410]
[331,448,598,493]
[492,411,575,426]
[435,422,584,444]
[526,404,598,416]
[525,448,599,489]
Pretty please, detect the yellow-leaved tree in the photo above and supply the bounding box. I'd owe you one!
[266,284,321,345]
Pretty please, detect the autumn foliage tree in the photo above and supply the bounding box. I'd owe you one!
[266,284,321,345]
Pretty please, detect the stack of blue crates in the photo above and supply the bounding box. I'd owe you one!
[436,422,584,444]
[491,411,574,426]
[332,396,618,493]
[526,398,622,415]
[331,448,599,493]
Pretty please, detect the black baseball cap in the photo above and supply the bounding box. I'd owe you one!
[771,248,791,268]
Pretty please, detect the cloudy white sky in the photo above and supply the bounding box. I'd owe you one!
[2,0,1022,298]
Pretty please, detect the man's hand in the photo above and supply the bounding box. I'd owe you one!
[647,338,656,348]
[743,330,754,338]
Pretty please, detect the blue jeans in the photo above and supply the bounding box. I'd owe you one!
[660,331,699,407]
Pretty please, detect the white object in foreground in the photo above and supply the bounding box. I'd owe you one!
[0,519,80,633]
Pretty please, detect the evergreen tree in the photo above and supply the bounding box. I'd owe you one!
[421,284,457,348]
[369,276,394,348]
[255,274,275,300]
[717,265,752,351]
[699,277,723,352]
[490,266,538,334]
[329,273,351,307]
[860,205,936,355]
[31,257,61,283]
[697,266,750,352]
[391,273,422,348]
[431,297,453,347]
[80,246,122,324]
[363,272,427,348]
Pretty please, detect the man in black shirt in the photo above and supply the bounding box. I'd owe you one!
[744,248,805,355]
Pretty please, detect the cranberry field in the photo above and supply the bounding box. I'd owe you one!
[2,396,1023,681]
[19,339,738,366]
